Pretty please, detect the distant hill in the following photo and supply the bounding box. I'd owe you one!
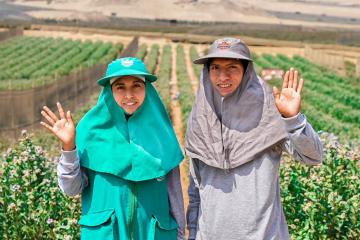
[1,0,360,30]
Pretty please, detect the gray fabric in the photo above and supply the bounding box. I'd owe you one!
[193,38,252,64]
[57,149,186,239]
[57,149,87,197]
[187,113,323,240]
[185,42,288,169]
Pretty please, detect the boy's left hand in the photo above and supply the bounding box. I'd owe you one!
[273,68,304,118]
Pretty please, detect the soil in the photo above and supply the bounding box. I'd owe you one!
[183,44,199,94]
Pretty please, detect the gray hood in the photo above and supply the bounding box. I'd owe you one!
[185,38,288,170]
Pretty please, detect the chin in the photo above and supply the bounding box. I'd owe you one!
[123,106,139,115]
[218,90,233,97]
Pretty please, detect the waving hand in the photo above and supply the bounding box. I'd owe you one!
[40,102,76,151]
[273,68,304,118]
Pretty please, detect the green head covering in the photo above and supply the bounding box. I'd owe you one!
[76,57,183,181]
[98,57,157,86]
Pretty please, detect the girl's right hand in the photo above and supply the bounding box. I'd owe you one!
[40,102,76,151]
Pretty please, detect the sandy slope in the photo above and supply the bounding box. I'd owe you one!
[6,0,360,30]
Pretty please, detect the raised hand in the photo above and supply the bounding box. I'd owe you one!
[273,68,304,118]
[40,102,76,151]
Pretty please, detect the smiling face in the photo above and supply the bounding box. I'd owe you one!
[209,58,245,97]
[111,76,146,115]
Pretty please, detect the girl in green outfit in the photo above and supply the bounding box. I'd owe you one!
[40,57,185,240]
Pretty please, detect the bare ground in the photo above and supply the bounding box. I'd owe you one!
[169,44,189,213]
[24,29,133,45]
[184,44,199,94]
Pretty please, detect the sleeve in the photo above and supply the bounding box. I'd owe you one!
[187,159,201,240]
[281,112,323,165]
[167,167,186,240]
[57,148,88,196]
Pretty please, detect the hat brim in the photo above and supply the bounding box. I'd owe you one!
[193,51,252,65]
[98,69,157,86]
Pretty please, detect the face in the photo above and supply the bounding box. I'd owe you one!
[209,58,245,97]
[111,76,146,115]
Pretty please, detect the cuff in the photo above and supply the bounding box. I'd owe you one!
[60,148,78,164]
[282,112,306,132]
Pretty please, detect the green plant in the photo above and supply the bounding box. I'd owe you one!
[155,44,172,114]
[280,132,360,239]
[145,44,160,74]
[0,131,81,239]
[176,44,195,134]
[0,37,123,90]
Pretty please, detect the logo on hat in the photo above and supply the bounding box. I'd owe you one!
[121,59,134,67]
[217,39,232,50]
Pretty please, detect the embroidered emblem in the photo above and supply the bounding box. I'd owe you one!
[216,38,240,50]
[121,58,134,67]
[217,39,232,50]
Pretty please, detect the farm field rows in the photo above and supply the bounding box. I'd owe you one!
[0,36,123,90]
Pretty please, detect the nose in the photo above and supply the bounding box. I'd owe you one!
[125,90,133,99]
[218,69,229,82]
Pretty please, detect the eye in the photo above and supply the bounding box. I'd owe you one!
[210,65,219,71]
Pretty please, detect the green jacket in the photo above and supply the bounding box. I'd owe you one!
[76,82,183,240]
[79,169,178,240]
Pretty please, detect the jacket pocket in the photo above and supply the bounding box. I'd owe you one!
[148,214,178,240]
[79,209,117,240]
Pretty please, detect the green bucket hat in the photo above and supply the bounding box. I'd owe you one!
[98,57,157,86]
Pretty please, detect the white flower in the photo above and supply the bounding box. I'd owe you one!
[70,219,78,225]
[35,146,44,155]
[10,185,20,192]
[47,218,54,224]
[21,129,27,137]
[6,147,12,155]
[23,170,30,177]
[64,235,72,240]
[8,203,16,209]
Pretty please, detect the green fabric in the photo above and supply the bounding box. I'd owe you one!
[75,64,183,239]
[76,82,183,181]
[79,170,178,240]
[98,57,157,86]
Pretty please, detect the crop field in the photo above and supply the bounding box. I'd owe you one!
[0,36,123,90]
[253,53,360,140]
[0,34,359,239]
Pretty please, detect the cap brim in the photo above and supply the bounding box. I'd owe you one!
[98,69,157,86]
[193,51,252,64]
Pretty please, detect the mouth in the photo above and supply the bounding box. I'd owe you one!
[122,101,138,106]
[217,83,232,89]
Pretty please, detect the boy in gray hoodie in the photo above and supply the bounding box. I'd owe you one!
[185,38,322,240]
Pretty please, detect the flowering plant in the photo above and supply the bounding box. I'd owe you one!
[0,131,80,239]
[281,132,360,239]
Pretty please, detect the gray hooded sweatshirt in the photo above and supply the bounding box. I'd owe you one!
[185,39,323,240]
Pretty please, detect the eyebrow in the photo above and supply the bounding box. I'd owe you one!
[133,80,144,84]
[114,80,144,86]
[210,62,241,66]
